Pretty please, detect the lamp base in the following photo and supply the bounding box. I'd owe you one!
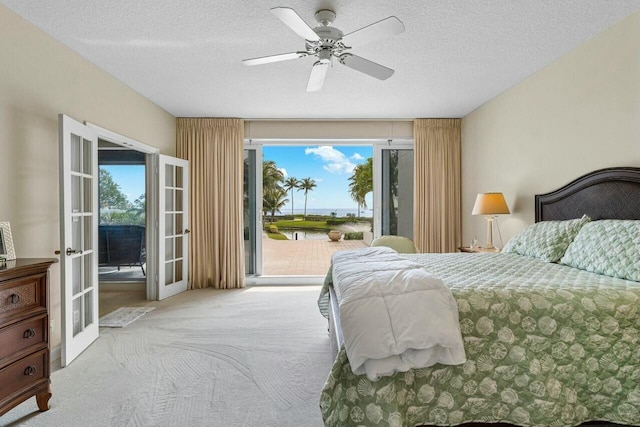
[484,216,495,249]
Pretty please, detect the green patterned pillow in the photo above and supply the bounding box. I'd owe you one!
[561,220,640,282]
[503,215,590,262]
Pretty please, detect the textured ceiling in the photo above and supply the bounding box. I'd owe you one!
[3,1,640,119]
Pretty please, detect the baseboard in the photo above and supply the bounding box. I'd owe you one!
[51,345,61,364]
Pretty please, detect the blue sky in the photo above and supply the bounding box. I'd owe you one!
[101,145,374,210]
[101,165,145,202]
[264,145,373,211]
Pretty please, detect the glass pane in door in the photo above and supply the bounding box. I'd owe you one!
[243,149,257,275]
[72,257,81,295]
[83,254,93,290]
[71,134,81,173]
[381,149,414,238]
[72,296,82,336]
[165,164,174,186]
[165,262,174,286]
[72,217,81,251]
[82,138,93,174]
[84,291,93,328]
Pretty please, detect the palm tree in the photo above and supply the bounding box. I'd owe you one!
[348,157,373,217]
[297,177,317,219]
[263,160,284,191]
[262,160,285,221]
[283,176,299,216]
[263,187,289,222]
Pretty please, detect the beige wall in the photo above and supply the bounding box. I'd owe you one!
[245,120,413,140]
[461,11,640,248]
[0,5,176,350]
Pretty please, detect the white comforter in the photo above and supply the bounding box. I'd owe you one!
[332,247,466,379]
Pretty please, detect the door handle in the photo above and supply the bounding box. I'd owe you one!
[66,248,83,256]
[54,250,61,255]
[183,229,191,234]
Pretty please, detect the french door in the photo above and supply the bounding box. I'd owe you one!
[59,115,190,365]
[157,155,190,300]
[58,114,99,366]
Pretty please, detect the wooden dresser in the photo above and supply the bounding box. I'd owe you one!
[0,259,56,417]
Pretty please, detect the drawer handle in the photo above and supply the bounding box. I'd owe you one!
[9,294,20,304]
[24,328,37,339]
[24,365,37,376]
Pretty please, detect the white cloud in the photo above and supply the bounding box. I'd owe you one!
[313,178,324,182]
[351,153,364,161]
[305,146,356,174]
[278,168,287,177]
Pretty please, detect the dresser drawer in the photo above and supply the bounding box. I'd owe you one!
[0,349,47,404]
[0,315,47,364]
[0,274,45,318]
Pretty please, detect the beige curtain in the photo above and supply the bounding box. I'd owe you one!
[413,119,461,253]
[176,118,245,289]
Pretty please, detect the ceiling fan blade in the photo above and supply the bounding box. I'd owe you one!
[342,16,405,48]
[339,54,394,80]
[242,52,308,66]
[271,7,320,41]
[306,61,329,92]
[338,53,394,80]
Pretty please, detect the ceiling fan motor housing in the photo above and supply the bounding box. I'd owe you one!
[313,26,343,42]
[308,25,346,61]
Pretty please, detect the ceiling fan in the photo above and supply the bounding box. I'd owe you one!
[242,7,405,92]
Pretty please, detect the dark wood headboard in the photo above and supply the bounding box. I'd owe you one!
[535,167,640,222]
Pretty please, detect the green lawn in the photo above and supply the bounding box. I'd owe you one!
[266,232,288,240]
[264,216,371,240]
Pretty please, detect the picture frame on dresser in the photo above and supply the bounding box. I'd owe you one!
[0,222,16,261]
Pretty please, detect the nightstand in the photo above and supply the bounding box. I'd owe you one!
[458,247,501,253]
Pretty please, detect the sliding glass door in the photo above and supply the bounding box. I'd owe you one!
[244,145,262,276]
[374,143,414,239]
[244,141,413,280]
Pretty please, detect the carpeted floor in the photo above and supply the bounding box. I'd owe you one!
[2,286,334,427]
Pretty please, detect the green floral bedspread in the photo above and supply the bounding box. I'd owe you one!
[319,252,640,427]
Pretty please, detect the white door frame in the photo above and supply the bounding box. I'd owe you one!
[86,123,160,300]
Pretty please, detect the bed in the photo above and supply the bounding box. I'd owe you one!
[318,167,640,427]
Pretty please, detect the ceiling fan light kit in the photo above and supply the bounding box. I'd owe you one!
[242,6,405,92]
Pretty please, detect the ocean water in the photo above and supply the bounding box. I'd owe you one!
[283,208,372,218]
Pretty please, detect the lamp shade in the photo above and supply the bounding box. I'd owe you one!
[472,193,510,215]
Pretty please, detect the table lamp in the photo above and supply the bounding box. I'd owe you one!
[472,192,510,249]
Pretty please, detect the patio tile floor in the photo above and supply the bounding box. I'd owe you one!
[262,233,368,275]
